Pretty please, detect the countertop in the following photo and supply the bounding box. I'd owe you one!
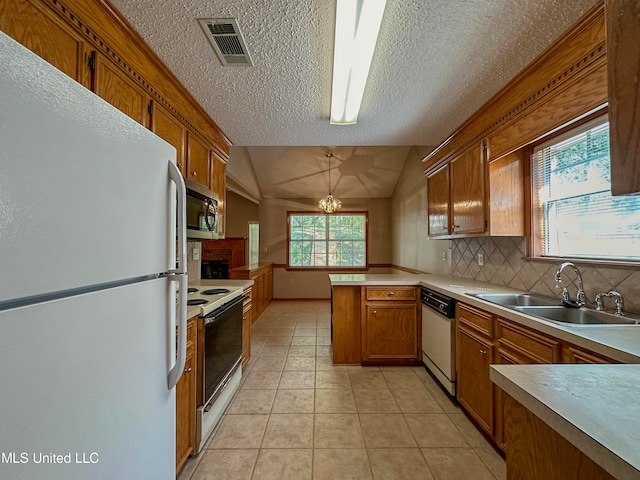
[490,364,640,480]
[329,273,640,363]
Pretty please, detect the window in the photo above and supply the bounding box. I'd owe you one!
[532,116,640,262]
[288,212,367,268]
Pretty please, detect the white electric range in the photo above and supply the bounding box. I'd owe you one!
[185,284,245,452]
[185,284,244,316]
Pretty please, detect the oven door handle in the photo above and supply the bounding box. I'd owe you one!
[203,294,245,325]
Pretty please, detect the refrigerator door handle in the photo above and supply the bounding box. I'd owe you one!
[167,273,187,390]
[168,160,186,275]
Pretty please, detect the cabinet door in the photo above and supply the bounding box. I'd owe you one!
[187,132,210,188]
[362,303,419,361]
[175,353,194,471]
[92,52,149,126]
[210,152,226,236]
[151,101,187,175]
[0,0,90,87]
[427,164,450,236]
[606,0,640,195]
[451,146,485,235]
[456,324,494,436]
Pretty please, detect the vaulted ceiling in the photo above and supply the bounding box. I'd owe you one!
[110,0,598,199]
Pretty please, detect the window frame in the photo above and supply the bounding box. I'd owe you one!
[286,211,369,271]
[526,109,640,267]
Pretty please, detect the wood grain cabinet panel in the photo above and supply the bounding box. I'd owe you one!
[427,164,450,237]
[450,145,485,235]
[606,0,640,195]
[186,132,210,188]
[362,303,419,362]
[365,286,417,301]
[242,286,252,368]
[456,323,494,436]
[0,0,90,87]
[176,316,196,473]
[504,394,616,480]
[331,286,362,365]
[92,52,149,126]
[151,101,187,175]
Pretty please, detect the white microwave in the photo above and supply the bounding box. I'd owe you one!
[185,179,219,241]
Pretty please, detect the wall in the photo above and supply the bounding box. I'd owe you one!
[390,146,449,274]
[259,197,393,299]
[451,237,640,315]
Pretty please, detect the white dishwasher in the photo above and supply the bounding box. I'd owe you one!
[421,287,457,396]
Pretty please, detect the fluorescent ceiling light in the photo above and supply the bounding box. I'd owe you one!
[330,0,387,125]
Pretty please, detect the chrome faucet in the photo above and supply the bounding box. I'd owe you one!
[554,262,586,307]
[595,291,625,315]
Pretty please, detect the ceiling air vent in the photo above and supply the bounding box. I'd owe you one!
[198,18,254,66]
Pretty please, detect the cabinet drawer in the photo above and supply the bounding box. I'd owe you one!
[457,303,493,338]
[496,318,561,364]
[365,286,417,301]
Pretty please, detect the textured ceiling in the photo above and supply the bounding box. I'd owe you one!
[109,0,598,199]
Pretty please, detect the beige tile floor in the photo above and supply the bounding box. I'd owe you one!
[178,300,506,480]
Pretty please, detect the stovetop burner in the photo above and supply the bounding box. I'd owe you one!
[187,299,208,306]
[188,287,199,294]
[202,288,231,295]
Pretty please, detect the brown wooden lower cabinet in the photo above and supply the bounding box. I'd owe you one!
[229,263,272,323]
[457,324,494,436]
[503,394,615,480]
[455,301,618,452]
[361,287,421,365]
[176,315,196,473]
[242,286,252,369]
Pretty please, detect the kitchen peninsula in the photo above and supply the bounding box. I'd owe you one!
[330,272,640,479]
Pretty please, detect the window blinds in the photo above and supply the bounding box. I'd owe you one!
[531,117,640,261]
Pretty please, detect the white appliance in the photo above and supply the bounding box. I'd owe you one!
[420,287,457,396]
[0,32,188,480]
[186,285,244,452]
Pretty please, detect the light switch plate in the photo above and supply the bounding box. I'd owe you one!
[193,248,200,260]
[477,252,484,266]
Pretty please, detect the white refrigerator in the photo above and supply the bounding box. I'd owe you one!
[0,32,188,479]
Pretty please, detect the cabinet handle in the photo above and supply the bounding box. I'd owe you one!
[177,162,183,168]
[479,349,487,355]
[373,310,377,315]
[184,367,192,373]
[388,292,395,296]
[192,171,197,176]
[453,224,460,230]
[443,225,448,230]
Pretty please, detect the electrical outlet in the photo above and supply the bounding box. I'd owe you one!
[442,251,447,262]
[263,247,268,253]
[477,252,484,266]
[193,248,200,260]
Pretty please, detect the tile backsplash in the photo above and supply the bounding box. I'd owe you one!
[451,237,640,315]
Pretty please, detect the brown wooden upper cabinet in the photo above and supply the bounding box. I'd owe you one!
[426,140,524,239]
[151,101,187,176]
[427,164,450,237]
[210,151,226,237]
[605,0,640,195]
[427,142,486,237]
[0,0,91,88]
[92,52,150,127]
[186,132,210,188]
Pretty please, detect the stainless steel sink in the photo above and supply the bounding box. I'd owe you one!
[469,292,560,307]
[514,306,640,326]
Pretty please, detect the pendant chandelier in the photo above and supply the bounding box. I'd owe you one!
[318,152,342,214]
